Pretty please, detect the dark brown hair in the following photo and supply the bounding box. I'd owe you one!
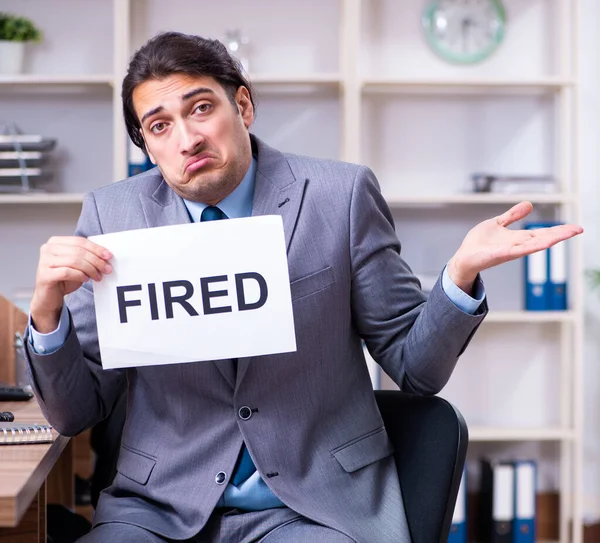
[122,31,255,152]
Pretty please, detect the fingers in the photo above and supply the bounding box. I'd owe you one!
[43,241,112,278]
[496,201,534,227]
[46,255,107,282]
[42,266,91,286]
[528,224,583,245]
[511,224,583,258]
[31,236,113,330]
[46,236,112,261]
[38,236,113,286]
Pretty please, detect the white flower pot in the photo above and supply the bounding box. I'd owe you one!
[0,41,26,74]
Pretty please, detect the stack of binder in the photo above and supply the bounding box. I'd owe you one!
[473,459,537,543]
[524,222,568,311]
[0,132,56,193]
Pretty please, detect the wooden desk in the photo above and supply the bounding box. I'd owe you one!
[0,399,73,542]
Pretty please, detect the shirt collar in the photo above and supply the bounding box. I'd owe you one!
[182,157,256,222]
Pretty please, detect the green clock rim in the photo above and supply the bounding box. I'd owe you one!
[422,0,506,65]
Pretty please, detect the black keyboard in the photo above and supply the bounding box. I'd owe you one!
[0,385,34,402]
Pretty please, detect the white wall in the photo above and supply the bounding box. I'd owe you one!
[579,0,600,523]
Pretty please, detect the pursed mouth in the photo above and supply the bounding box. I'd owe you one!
[185,154,213,173]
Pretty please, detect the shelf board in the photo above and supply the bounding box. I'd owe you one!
[385,193,573,206]
[249,73,342,86]
[469,427,574,441]
[485,311,575,323]
[362,77,574,94]
[2,192,572,210]
[0,74,114,86]
[0,193,84,204]
[0,73,341,87]
[248,73,342,96]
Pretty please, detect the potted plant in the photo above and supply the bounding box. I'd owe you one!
[587,270,600,291]
[0,12,42,75]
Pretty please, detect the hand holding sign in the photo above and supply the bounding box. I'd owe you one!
[90,215,296,369]
[30,236,113,334]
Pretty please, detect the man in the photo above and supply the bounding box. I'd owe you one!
[25,32,582,542]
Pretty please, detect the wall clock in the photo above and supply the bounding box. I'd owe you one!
[422,0,506,65]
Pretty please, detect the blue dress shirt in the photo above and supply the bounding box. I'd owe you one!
[29,157,485,511]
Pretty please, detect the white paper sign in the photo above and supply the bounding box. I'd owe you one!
[89,216,296,369]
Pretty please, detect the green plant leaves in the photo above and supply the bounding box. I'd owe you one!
[0,12,42,42]
[586,270,600,290]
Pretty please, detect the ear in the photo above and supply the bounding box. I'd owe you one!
[139,128,156,164]
[235,86,254,129]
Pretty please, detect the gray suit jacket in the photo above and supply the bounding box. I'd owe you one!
[26,136,486,542]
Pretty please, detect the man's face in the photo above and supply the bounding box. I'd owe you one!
[133,73,254,205]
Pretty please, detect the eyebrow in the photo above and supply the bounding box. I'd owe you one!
[140,87,217,125]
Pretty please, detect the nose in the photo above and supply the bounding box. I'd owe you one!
[177,119,203,155]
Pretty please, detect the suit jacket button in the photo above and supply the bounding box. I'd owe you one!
[238,406,252,420]
[215,471,227,485]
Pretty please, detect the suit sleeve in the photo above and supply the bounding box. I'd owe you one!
[25,192,126,436]
[349,166,488,394]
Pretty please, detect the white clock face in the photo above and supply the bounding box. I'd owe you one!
[422,0,506,64]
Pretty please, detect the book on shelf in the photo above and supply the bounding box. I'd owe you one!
[514,460,536,543]
[128,139,154,178]
[477,458,537,543]
[548,239,567,310]
[0,422,54,445]
[479,459,514,543]
[448,468,467,542]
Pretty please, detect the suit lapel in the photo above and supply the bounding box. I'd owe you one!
[139,177,191,228]
[139,176,237,389]
[250,167,307,252]
[235,137,307,390]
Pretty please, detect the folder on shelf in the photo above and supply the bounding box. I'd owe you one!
[479,459,514,543]
[548,240,567,310]
[524,223,550,311]
[127,139,153,178]
[524,222,569,311]
[514,460,536,543]
[524,247,548,310]
[448,468,467,543]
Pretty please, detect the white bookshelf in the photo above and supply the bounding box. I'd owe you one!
[0,0,584,539]
[346,1,582,541]
[249,73,342,86]
[0,0,116,294]
[385,193,574,206]
[485,311,576,323]
[470,427,575,442]
[0,193,84,204]
[0,74,114,86]
[362,77,574,94]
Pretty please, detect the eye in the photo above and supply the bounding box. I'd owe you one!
[194,103,212,114]
[150,122,167,135]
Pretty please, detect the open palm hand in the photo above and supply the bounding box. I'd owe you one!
[447,202,583,292]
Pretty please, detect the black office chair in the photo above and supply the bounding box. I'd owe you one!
[375,390,468,543]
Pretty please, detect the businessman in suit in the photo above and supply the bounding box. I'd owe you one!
[25,33,582,542]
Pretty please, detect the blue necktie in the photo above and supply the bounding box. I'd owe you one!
[200,205,227,222]
[200,205,256,487]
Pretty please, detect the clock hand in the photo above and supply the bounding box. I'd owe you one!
[461,18,470,53]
